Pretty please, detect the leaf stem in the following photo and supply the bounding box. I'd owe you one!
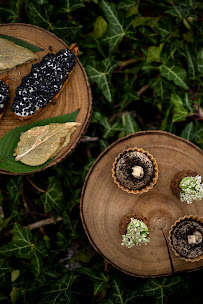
[26,176,45,193]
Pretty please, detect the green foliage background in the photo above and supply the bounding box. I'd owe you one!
[0,0,203,303]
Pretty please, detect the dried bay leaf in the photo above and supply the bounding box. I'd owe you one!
[14,122,80,166]
[0,38,37,73]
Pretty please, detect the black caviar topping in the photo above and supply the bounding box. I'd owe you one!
[11,48,76,117]
[0,80,9,114]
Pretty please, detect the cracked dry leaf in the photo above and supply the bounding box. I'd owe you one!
[0,38,37,72]
[14,122,80,166]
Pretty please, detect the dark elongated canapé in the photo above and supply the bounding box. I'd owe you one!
[11,43,79,120]
[0,75,9,120]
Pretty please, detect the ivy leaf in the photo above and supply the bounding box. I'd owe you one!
[92,112,123,138]
[58,0,84,13]
[104,277,142,304]
[170,91,189,122]
[159,63,188,89]
[193,122,203,144]
[6,176,22,218]
[52,21,83,41]
[122,112,141,135]
[146,43,164,63]
[28,2,54,30]
[180,122,194,141]
[149,78,176,99]
[110,278,125,304]
[0,292,8,302]
[11,270,20,283]
[42,273,76,304]
[0,223,34,258]
[86,58,120,102]
[184,45,197,79]
[0,258,12,287]
[141,276,181,304]
[31,250,43,277]
[40,176,64,212]
[165,5,196,20]
[75,268,110,295]
[102,0,135,54]
[0,0,23,23]
[90,16,108,39]
[197,49,203,76]
[10,286,20,304]
[63,211,78,240]
[118,0,138,12]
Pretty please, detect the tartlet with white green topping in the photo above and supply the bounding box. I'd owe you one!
[119,213,150,248]
[170,170,203,204]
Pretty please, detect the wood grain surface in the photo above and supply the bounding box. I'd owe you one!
[80,131,203,277]
[0,23,92,175]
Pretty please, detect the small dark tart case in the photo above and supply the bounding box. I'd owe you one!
[112,147,158,194]
[168,215,203,262]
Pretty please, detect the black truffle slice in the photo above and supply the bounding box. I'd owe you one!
[11,46,77,118]
[0,79,9,115]
[171,219,203,259]
[115,150,154,191]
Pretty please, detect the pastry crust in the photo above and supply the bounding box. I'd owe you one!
[168,215,203,262]
[112,147,158,194]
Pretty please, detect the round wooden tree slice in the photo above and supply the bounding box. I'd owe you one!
[80,131,203,277]
[0,23,92,175]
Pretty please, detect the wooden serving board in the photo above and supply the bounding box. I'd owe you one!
[80,131,203,277]
[0,23,92,175]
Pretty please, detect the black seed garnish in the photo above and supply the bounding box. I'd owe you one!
[11,47,76,117]
[0,80,9,114]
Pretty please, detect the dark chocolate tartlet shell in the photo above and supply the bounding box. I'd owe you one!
[112,147,158,194]
[169,215,203,262]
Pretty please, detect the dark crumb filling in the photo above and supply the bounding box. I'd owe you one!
[115,150,155,191]
[0,80,9,114]
[11,48,76,117]
[171,219,203,259]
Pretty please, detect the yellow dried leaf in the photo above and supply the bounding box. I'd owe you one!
[14,122,80,166]
[0,38,37,72]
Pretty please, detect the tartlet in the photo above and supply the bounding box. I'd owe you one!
[168,215,203,262]
[119,212,150,248]
[170,170,197,199]
[112,147,158,194]
[170,170,203,204]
